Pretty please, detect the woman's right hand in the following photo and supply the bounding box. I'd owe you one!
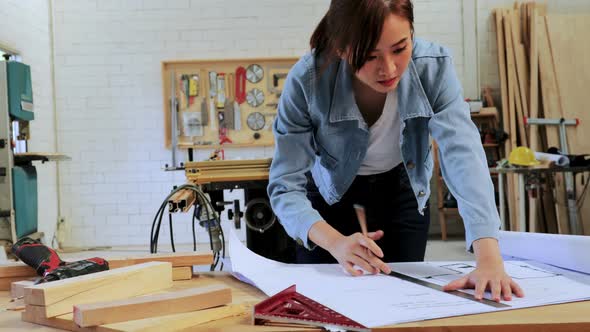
[326,230,392,276]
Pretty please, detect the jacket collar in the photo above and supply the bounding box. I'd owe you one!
[328,59,364,125]
[328,58,434,125]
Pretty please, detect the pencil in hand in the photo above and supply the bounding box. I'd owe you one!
[353,204,391,275]
[353,204,368,236]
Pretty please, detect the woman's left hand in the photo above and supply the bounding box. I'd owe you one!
[442,238,525,302]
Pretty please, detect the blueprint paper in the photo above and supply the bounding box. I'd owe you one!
[230,229,590,327]
[392,261,590,308]
[499,231,590,274]
[523,260,590,285]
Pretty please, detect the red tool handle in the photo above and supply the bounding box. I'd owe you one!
[12,237,110,282]
[235,66,247,104]
[12,237,65,276]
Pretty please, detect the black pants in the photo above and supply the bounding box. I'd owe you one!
[297,163,430,264]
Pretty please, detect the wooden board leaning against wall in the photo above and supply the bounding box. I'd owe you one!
[494,1,590,235]
[545,15,590,235]
[162,58,298,150]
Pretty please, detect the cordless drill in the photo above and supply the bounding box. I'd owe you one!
[11,237,109,283]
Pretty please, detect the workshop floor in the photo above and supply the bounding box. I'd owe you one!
[425,236,473,261]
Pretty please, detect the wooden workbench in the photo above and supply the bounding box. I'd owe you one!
[2,272,590,331]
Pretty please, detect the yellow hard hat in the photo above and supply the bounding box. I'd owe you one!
[509,146,540,166]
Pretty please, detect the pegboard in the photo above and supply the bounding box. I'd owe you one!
[162,57,298,149]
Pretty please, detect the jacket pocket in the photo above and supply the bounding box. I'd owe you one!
[317,144,339,170]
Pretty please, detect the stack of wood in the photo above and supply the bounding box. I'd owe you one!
[0,263,37,291]
[1,251,213,292]
[18,262,242,331]
[494,2,590,235]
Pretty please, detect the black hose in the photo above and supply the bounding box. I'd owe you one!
[149,184,226,270]
[168,213,176,252]
[191,205,198,252]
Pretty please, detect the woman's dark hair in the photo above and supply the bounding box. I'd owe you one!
[310,0,414,72]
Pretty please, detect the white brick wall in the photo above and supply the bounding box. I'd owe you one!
[4,0,588,248]
[51,0,469,247]
[14,0,584,248]
[477,0,590,105]
[51,0,464,247]
[0,0,58,245]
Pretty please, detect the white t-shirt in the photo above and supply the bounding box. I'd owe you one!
[357,90,402,175]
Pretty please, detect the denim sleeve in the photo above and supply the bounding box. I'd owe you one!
[427,57,501,252]
[267,60,323,250]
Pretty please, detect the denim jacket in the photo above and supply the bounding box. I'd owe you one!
[268,38,500,251]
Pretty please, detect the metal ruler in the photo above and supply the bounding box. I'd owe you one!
[388,271,510,308]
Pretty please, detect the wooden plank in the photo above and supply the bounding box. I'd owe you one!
[521,2,530,52]
[172,266,193,281]
[512,68,528,148]
[528,5,540,233]
[128,304,250,332]
[494,9,510,159]
[0,263,37,278]
[503,10,518,152]
[11,280,35,299]
[0,276,34,291]
[512,10,530,122]
[537,18,561,164]
[495,8,516,231]
[107,252,213,269]
[22,303,249,332]
[73,284,231,327]
[22,310,88,332]
[515,43,530,118]
[24,262,172,318]
[537,15,569,234]
[545,14,590,235]
[532,3,557,234]
[508,11,528,148]
[512,3,521,43]
[510,31,528,230]
[503,10,520,230]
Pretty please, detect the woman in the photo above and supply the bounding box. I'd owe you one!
[268,0,524,302]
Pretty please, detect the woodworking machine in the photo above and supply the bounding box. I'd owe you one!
[0,56,69,250]
[182,158,295,263]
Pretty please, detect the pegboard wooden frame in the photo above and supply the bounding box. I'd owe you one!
[162,57,298,149]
